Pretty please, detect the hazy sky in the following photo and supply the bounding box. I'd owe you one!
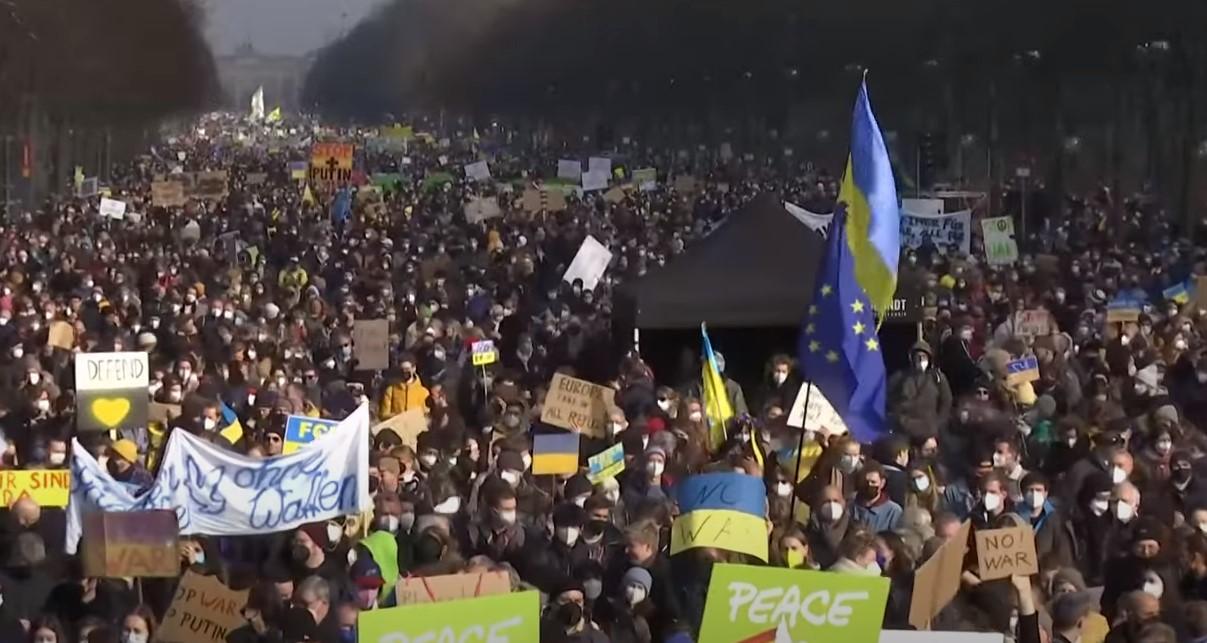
[201,0,383,56]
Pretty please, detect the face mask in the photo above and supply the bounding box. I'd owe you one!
[775,482,793,498]
[35,399,50,413]
[500,470,520,486]
[992,453,1010,469]
[379,515,401,533]
[1090,498,1110,516]
[916,358,929,372]
[192,550,206,566]
[1199,372,1207,384]
[122,634,149,643]
[838,455,860,474]
[573,495,588,507]
[624,585,647,606]
[420,454,438,468]
[583,579,603,600]
[1116,501,1135,522]
[556,526,580,547]
[168,391,183,403]
[1112,466,1127,484]
[657,400,672,412]
[203,417,217,431]
[1156,440,1173,455]
[820,501,844,522]
[983,492,1002,512]
[772,372,788,385]
[48,452,65,465]
[1066,436,1078,448]
[433,495,462,514]
[911,476,930,492]
[496,509,517,526]
[521,453,533,470]
[647,461,664,476]
[688,411,703,422]
[1024,491,1045,509]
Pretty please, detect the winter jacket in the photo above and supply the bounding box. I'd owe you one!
[378,378,430,419]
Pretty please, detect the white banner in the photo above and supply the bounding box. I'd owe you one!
[66,405,371,553]
[784,201,833,234]
[99,198,127,220]
[900,209,971,255]
[464,160,491,182]
[562,235,612,291]
[557,159,582,181]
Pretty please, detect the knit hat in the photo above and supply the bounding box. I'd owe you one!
[297,522,329,549]
[563,474,593,499]
[621,566,653,593]
[552,503,587,528]
[110,439,138,463]
[644,445,667,462]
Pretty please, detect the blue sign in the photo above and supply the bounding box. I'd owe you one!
[283,416,339,454]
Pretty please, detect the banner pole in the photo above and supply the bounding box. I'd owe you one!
[788,383,815,524]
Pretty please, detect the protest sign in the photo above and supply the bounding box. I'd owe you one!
[1163,281,1191,304]
[394,571,512,606]
[541,373,615,438]
[901,198,943,215]
[66,405,371,552]
[1107,296,1142,323]
[288,161,309,180]
[699,564,889,643]
[1005,356,1040,387]
[581,169,609,192]
[786,382,848,436]
[309,142,354,184]
[464,160,491,182]
[99,197,127,220]
[352,319,389,370]
[81,509,179,578]
[671,473,768,561]
[149,402,182,424]
[0,469,70,506]
[900,210,971,255]
[244,172,267,185]
[282,416,340,455]
[74,352,149,433]
[532,432,580,475]
[587,443,625,484]
[588,156,612,174]
[1016,309,1052,337]
[471,340,498,366]
[47,320,75,350]
[371,409,427,448]
[908,520,970,630]
[77,177,99,198]
[464,196,502,223]
[360,590,539,643]
[563,235,612,290]
[557,159,582,181]
[603,186,627,203]
[152,181,187,207]
[192,171,229,200]
[981,216,1019,265]
[975,526,1038,581]
[520,188,568,213]
[633,167,657,191]
[158,571,248,643]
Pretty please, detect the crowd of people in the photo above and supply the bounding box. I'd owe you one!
[0,112,1204,643]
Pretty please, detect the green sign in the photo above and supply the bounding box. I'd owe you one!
[358,590,539,643]
[699,564,889,643]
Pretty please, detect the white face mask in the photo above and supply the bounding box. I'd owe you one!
[27,372,38,386]
[555,526,580,547]
[1024,491,1046,509]
[35,399,50,413]
[203,417,217,431]
[48,452,66,465]
[838,455,860,474]
[609,422,625,435]
[647,461,664,476]
[573,495,588,507]
[772,372,788,385]
[916,358,929,372]
[983,492,1002,512]
[434,496,462,514]
[1116,501,1136,522]
[1156,440,1173,455]
[624,585,647,606]
[327,523,343,544]
[820,501,844,522]
[419,454,438,468]
[992,453,1010,469]
[1111,466,1128,484]
[1090,498,1110,516]
[657,400,673,412]
[500,470,521,487]
[496,509,517,526]
[521,453,532,471]
[775,482,793,497]
[911,476,930,492]
[688,411,703,422]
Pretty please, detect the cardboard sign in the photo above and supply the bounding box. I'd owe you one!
[74,352,149,433]
[372,409,427,448]
[464,196,502,223]
[698,564,890,643]
[975,526,1038,581]
[540,373,616,438]
[1016,309,1051,337]
[151,180,187,207]
[587,443,625,484]
[603,186,627,203]
[394,571,512,606]
[149,403,182,424]
[309,142,354,184]
[99,198,127,220]
[562,235,612,291]
[520,188,567,213]
[47,321,75,350]
[81,510,179,578]
[192,171,229,201]
[470,340,498,366]
[786,382,849,436]
[1193,277,1207,311]
[352,319,390,370]
[908,520,970,630]
[158,571,248,643]
[0,469,70,507]
[360,591,539,643]
[1005,356,1040,387]
[283,416,340,454]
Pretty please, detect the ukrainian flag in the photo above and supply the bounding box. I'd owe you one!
[700,323,733,451]
[218,400,244,445]
[266,106,282,124]
[670,473,768,561]
[1164,280,1191,305]
[838,79,900,318]
[532,432,580,475]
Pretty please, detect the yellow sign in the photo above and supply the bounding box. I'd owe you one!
[471,340,498,367]
[309,142,354,185]
[0,470,71,507]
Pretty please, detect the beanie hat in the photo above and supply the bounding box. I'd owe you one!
[644,445,667,462]
[563,474,593,499]
[552,503,587,528]
[621,566,653,593]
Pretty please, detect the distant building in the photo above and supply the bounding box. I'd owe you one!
[215,44,313,112]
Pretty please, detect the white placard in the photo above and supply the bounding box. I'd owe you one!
[98,198,127,220]
[981,216,1019,266]
[901,198,944,215]
[75,352,149,391]
[784,202,833,234]
[900,209,971,255]
[464,196,502,223]
[588,156,612,175]
[66,405,372,552]
[557,159,582,181]
[786,382,848,435]
[464,160,491,182]
[562,235,613,290]
[581,169,609,192]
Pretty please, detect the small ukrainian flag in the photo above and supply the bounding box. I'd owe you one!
[532,432,580,475]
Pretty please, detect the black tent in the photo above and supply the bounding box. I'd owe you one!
[616,193,826,329]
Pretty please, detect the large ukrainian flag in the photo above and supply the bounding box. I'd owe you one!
[700,323,734,451]
[839,79,900,318]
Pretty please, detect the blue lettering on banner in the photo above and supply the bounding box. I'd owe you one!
[675,473,766,517]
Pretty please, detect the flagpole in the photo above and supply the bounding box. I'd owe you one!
[788,382,814,524]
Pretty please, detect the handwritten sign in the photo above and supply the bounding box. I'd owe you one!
[158,571,248,643]
[581,169,609,192]
[0,469,70,507]
[471,340,498,366]
[192,171,229,201]
[283,416,340,454]
[74,352,149,433]
[309,142,354,185]
[151,180,187,207]
[244,172,267,186]
[562,235,612,291]
[1016,309,1052,337]
[1005,356,1040,387]
[587,443,625,484]
[671,473,768,561]
[395,571,511,606]
[975,526,1038,581]
[81,510,179,578]
[540,373,616,438]
[786,382,849,436]
[359,591,539,643]
[99,197,127,220]
[900,210,971,255]
[699,564,889,643]
[981,216,1019,265]
[908,521,970,630]
[588,156,612,175]
[352,319,390,370]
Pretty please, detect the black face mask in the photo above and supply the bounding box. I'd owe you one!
[554,601,583,629]
[1174,467,1193,483]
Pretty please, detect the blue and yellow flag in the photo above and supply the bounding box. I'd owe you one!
[838,79,900,318]
[266,106,282,124]
[218,400,244,445]
[798,204,888,443]
[1163,280,1191,305]
[701,324,733,451]
[670,473,768,561]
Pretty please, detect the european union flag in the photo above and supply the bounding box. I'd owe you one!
[798,205,887,443]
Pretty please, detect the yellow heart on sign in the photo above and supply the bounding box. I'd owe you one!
[92,398,131,428]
